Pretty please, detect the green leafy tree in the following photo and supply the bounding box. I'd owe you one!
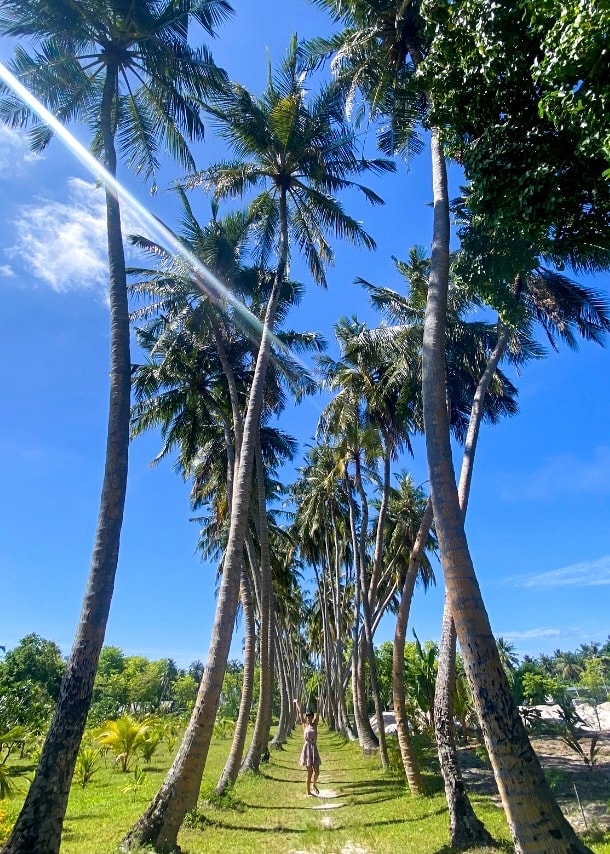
[0,3,231,852]
[171,674,199,713]
[533,0,610,169]
[1,635,65,701]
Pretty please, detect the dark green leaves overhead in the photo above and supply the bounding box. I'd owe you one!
[420,0,610,273]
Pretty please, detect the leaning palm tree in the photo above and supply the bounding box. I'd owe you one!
[0,3,230,852]
[310,2,601,850]
[129,198,318,790]
[124,39,390,851]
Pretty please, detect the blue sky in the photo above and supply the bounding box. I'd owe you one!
[1,0,609,669]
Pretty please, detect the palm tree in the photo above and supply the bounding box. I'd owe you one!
[96,715,152,773]
[318,315,422,765]
[0,4,230,852]
[355,248,517,805]
[291,443,355,737]
[311,2,601,849]
[124,42,388,847]
[129,197,319,789]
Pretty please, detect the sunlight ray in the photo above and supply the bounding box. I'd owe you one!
[0,60,321,390]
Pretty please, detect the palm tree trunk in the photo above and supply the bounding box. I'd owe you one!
[433,321,513,844]
[242,439,274,771]
[216,569,256,795]
[123,192,290,854]
[435,592,495,847]
[354,458,388,768]
[346,480,377,751]
[423,126,592,854]
[271,627,291,747]
[392,498,434,796]
[4,66,130,854]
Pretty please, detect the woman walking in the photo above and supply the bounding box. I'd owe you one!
[293,697,321,796]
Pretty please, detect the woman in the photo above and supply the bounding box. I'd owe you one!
[293,697,321,796]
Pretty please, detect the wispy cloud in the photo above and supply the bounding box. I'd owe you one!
[0,124,38,176]
[501,627,561,640]
[501,446,610,501]
[0,264,15,277]
[514,555,610,589]
[6,178,149,295]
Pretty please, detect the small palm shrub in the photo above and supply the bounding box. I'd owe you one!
[213,717,235,740]
[122,765,146,801]
[0,765,17,801]
[96,715,152,772]
[74,744,102,788]
[140,729,162,765]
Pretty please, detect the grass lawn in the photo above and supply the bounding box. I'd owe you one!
[1,727,609,853]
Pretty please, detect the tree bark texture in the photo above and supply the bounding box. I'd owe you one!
[423,127,592,854]
[4,66,130,854]
[122,193,290,854]
[435,594,495,848]
[216,570,256,794]
[392,498,434,796]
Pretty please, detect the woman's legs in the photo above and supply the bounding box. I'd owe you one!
[312,764,319,794]
[306,764,313,795]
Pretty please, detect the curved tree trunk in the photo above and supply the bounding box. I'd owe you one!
[435,593,495,847]
[216,569,256,795]
[392,497,434,796]
[433,321,513,843]
[122,192,290,854]
[423,126,592,854]
[355,632,379,749]
[3,67,130,854]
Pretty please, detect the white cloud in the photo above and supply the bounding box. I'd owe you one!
[6,178,149,295]
[502,628,561,640]
[501,446,610,501]
[515,554,610,589]
[0,264,15,277]
[0,124,38,176]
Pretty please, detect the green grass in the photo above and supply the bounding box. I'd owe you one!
[1,729,609,853]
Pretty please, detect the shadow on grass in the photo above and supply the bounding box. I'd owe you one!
[193,817,309,834]
[432,840,511,854]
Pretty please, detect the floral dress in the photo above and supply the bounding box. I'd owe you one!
[299,723,321,768]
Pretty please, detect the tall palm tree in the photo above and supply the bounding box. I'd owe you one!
[318,315,421,764]
[357,248,517,808]
[312,2,600,850]
[0,4,230,852]
[124,38,389,851]
[291,443,355,736]
[129,196,319,788]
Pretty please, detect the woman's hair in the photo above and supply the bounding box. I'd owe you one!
[305,710,314,717]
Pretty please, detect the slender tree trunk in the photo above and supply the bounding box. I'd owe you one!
[271,628,290,747]
[242,439,274,772]
[423,127,592,854]
[433,322,513,844]
[216,570,256,795]
[392,498,434,796]
[122,193,290,854]
[346,480,377,751]
[3,67,130,854]
[354,458,388,768]
[435,593,495,847]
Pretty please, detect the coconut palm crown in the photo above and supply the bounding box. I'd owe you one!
[185,34,396,285]
[0,0,232,189]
